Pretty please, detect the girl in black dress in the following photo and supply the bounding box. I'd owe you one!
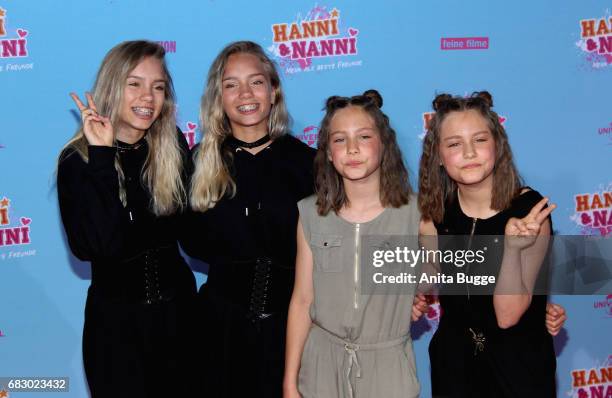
[418,92,563,397]
[181,41,316,398]
[57,41,197,398]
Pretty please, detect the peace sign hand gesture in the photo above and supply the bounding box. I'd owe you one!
[70,92,114,147]
[505,197,556,250]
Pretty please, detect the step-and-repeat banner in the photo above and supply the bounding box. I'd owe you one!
[0,1,610,397]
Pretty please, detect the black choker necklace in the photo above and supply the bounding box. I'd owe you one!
[226,134,271,149]
[116,136,147,152]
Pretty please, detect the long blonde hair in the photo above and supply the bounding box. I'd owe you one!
[190,41,290,211]
[60,40,185,216]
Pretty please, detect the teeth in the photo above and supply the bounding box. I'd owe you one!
[238,104,258,112]
[132,107,153,116]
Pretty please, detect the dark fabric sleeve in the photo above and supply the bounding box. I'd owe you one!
[286,135,316,200]
[57,146,125,261]
[514,189,544,216]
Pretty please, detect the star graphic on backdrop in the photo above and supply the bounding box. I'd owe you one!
[330,8,339,18]
[0,198,9,207]
[0,389,9,398]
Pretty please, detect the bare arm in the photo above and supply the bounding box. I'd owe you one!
[494,198,555,328]
[283,218,314,397]
[416,219,440,296]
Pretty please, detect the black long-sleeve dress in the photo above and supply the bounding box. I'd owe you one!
[57,131,198,398]
[429,189,556,398]
[181,134,315,398]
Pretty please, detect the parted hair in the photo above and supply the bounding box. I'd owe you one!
[315,89,412,215]
[418,91,523,223]
[190,41,290,211]
[60,40,186,216]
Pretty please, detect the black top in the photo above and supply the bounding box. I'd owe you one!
[429,189,556,398]
[57,130,196,303]
[181,134,316,313]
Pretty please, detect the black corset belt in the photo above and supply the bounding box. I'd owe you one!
[90,245,191,304]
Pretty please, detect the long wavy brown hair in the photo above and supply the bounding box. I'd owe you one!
[315,89,412,215]
[418,91,523,223]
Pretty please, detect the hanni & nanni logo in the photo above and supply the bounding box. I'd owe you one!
[577,14,612,69]
[0,7,32,73]
[296,125,319,148]
[571,184,612,236]
[183,121,199,150]
[569,355,612,398]
[0,196,35,260]
[267,5,362,75]
[419,111,506,140]
[424,295,441,330]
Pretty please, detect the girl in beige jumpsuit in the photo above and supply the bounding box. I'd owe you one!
[284,90,421,398]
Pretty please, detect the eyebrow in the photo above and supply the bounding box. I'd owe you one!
[222,73,266,81]
[443,130,489,141]
[330,127,375,136]
[127,75,166,83]
[355,127,375,133]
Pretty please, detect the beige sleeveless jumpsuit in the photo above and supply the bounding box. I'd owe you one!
[297,195,421,398]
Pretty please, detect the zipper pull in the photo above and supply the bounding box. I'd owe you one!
[129,211,133,221]
[467,217,477,300]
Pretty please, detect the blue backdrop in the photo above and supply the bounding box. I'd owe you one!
[0,1,611,397]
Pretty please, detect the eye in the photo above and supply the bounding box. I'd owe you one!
[447,142,460,148]
[475,137,488,143]
[223,82,237,89]
[333,137,345,143]
[128,81,139,87]
[154,85,166,91]
[252,80,264,85]
[360,134,371,140]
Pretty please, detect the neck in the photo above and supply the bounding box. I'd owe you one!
[116,128,145,144]
[456,176,495,218]
[343,173,381,212]
[232,128,268,143]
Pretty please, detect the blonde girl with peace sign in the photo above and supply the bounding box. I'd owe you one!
[57,41,198,398]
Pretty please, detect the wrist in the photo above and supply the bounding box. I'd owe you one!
[503,237,525,251]
[283,378,298,391]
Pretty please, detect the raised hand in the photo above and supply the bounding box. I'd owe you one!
[70,92,114,147]
[411,293,429,321]
[505,197,556,249]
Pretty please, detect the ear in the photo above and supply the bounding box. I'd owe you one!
[327,151,332,162]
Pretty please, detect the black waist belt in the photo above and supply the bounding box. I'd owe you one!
[206,257,294,320]
[90,245,193,304]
